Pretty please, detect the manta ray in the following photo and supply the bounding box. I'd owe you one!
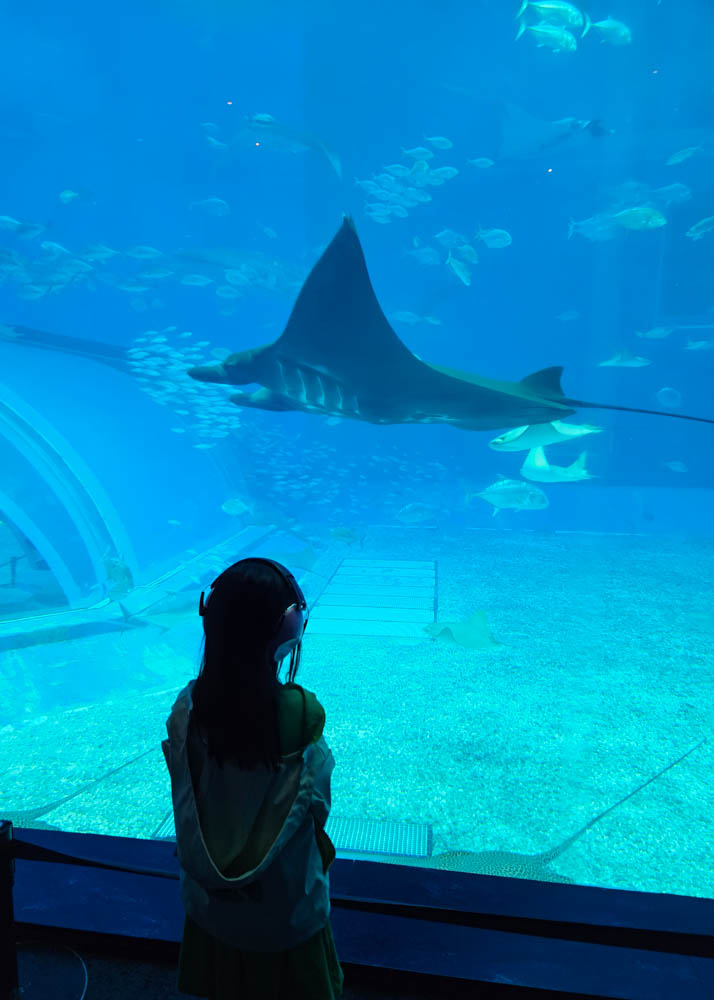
[4,216,714,431]
[4,747,156,830]
[188,217,714,431]
[375,738,706,882]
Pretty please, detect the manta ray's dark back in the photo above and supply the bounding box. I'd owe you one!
[274,216,425,382]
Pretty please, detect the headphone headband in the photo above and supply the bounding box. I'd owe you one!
[198,557,308,670]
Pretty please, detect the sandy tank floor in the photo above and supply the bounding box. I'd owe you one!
[1,527,712,899]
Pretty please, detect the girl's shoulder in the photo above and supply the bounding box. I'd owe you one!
[279,683,326,751]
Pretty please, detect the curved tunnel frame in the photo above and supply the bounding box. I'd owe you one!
[0,381,137,610]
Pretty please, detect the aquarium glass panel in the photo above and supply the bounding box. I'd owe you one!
[0,0,711,902]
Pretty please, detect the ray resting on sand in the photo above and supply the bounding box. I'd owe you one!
[376,739,706,882]
[423,609,501,649]
[4,748,156,830]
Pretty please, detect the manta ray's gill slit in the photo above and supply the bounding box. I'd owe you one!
[294,366,308,405]
[275,359,288,394]
[279,360,303,402]
[322,370,356,414]
[302,368,327,408]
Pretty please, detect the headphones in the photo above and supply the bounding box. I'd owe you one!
[198,557,308,672]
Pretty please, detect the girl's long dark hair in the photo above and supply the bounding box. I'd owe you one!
[190,559,300,771]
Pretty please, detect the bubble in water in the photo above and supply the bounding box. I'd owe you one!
[656,386,682,409]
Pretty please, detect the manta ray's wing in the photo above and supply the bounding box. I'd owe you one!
[274,217,426,389]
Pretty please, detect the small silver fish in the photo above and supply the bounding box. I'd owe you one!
[598,351,651,368]
[356,179,382,194]
[516,21,577,51]
[424,135,453,150]
[686,216,714,241]
[589,16,631,44]
[126,246,163,260]
[516,1,589,33]
[402,146,434,160]
[477,227,512,249]
[446,253,471,286]
[435,228,468,248]
[454,244,479,264]
[391,310,421,325]
[191,197,230,217]
[427,166,459,182]
[180,274,214,286]
[635,326,674,340]
[383,164,412,177]
[407,246,442,266]
[221,497,252,516]
[666,146,702,166]
[396,502,438,524]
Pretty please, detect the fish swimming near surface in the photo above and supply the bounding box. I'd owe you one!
[5,217,714,431]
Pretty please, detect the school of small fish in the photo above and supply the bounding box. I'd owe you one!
[126,328,243,444]
[356,136,460,226]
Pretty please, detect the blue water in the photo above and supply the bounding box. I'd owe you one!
[0,0,713,894]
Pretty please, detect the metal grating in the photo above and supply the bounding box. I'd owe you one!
[153,813,431,859]
[308,558,437,638]
[324,816,431,857]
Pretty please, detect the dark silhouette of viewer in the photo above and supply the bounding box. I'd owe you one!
[162,557,343,999]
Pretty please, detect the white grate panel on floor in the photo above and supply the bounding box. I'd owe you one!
[308,557,436,638]
[325,585,434,599]
[317,594,434,610]
[310,605,431,623]
[324,817,431,857]
[341,559,434,568]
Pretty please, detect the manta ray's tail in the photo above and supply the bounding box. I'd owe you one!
[522,366,714,426]
[563,396,714,426]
